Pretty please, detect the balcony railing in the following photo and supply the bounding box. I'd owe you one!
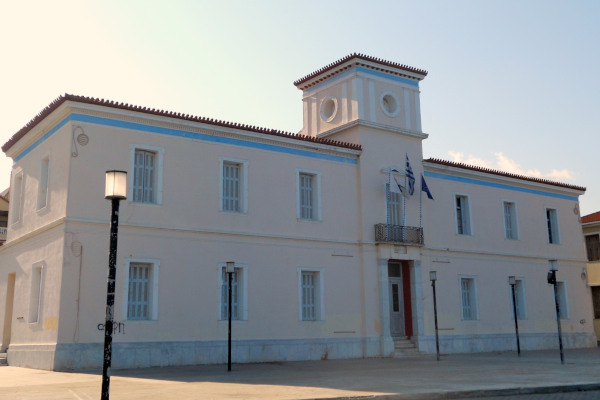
[374,223,423,245]
[0,227,6,235]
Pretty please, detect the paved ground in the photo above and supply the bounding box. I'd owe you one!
[1,348,600,399]
[464,392,600,400]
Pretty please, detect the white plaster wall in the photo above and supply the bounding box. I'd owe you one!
[0,226,65,366]
[63,116,360,244]
[6,123,71,242]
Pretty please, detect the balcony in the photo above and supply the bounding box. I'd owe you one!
[374,223,423,245]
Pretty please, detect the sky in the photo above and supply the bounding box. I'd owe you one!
[1,1,598,214]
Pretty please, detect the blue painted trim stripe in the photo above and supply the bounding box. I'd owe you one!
[15,114,358,165]
[424,171,578,201]
[308,66,419,92]
[14,116,73,162]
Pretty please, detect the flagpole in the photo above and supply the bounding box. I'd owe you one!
[419,174,423,229]
[386,167,391,241]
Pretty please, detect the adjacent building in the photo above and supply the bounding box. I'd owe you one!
[582,211,600,341]
[0,54,595,370]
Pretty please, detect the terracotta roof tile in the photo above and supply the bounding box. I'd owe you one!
[424,158,586,192]
[582,211,600,223]
[2,94,362,153]
[294,53,428,89]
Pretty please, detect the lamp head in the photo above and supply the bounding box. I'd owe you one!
[226,262,235,273]
[429,271,437,282]
[105,170,127,200]
[508,276,516,285]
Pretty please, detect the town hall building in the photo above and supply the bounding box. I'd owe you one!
[0,54,595,370]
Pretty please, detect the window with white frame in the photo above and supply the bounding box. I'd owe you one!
[556,281,569,319]
[124,259,159,321]
[37,156,50,210]
[299,269,323,321]
[546,208,560,244]
[512,278,526,320]
[220,159,248,213]
[503,201,518,240]
[28,263,44,323]
[218,263,247,320]
[386,183,403,225]
[455,195,471,235]
[460,277,478,320]
[297,171,321,221]
[130,145,164,204]
[11,171,24,224]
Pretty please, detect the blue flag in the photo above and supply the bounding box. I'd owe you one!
[421,175,434,200]
[405,155,415,195]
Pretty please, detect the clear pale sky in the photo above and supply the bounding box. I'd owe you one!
[1,1,598,215]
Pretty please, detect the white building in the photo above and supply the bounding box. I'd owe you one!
[0,54,595,370]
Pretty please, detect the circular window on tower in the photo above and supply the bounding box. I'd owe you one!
[320,96,338,122]
[380,91,400,117]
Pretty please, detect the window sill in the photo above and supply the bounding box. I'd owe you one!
[129,201,162,208]
[219,210,248,216]
[218,319,247,323]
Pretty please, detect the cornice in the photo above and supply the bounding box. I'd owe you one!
[317,119,428,141]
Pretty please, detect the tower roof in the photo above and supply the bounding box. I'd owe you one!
[294,53,428,90]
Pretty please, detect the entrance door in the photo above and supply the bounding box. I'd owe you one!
[2,273,15,352]
[388,263,405,337]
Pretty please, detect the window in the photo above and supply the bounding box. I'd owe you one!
[11,171,24,224]
[220,159,248,213]
[29,263,43,323]
[591,286,600,319]
[455,195,471,235]
[503,201,518,240]
[460,277,478,320]
[298,269,324,321]
[586,234,600,262]
[297,170,321,221]
[511,278,526,319]
[130,145,164,204]
[218,263,247,320]
[37,156,49,210]
[546,208,560,244]
[556,281,569,319]
[124,259,159,321]
[386,184,403,225]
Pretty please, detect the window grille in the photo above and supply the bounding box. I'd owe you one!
[504,202,516,239]
[461,278,475,320]
[546,209,559,244]
[221,268,239,320]
[456,196,470,235]
[133,150,155,203]
[386,184,403,226]
[222,162,241,212]
[299,173,314,220]
[128,263,151,320]
[302,271,316,320]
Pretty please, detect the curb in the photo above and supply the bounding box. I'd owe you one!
[322,383,600,400]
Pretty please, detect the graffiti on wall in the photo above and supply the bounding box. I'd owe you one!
[97,321,126,335]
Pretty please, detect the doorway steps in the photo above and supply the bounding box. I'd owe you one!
[393,338,420,357]
[0,352,7,366]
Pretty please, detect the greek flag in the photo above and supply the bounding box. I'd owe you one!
[405,155,415,195]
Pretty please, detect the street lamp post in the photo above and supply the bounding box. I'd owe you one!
[547,259,564,364]
[226,261,235,372]
[429,271,440,361]
[508,276,521,356]
[101,171,127,400]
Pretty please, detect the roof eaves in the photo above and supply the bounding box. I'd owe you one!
[424,158,586,192]
[294,53,428,88]
[2,94,362,154]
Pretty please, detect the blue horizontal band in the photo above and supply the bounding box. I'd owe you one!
[15,113,358,165]
[424,171,578,201]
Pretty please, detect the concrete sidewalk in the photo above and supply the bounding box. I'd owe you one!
[1,348,600,400]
